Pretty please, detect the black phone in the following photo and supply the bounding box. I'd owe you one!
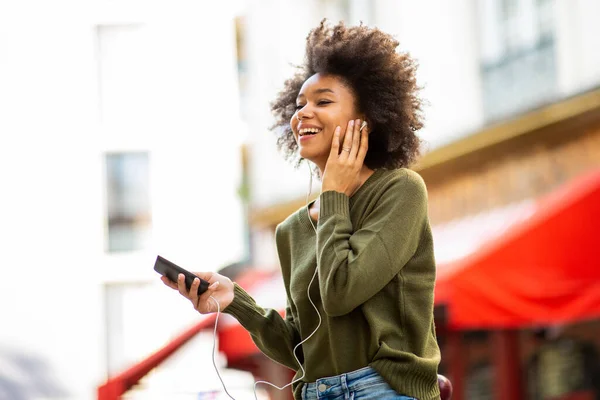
[154,255,210,295]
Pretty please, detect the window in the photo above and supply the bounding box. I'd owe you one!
[478,0,557,121]
[105,152,151,252]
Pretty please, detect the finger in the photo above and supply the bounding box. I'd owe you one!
[329,126,342,158]
[177,273,189,297]
[191,271,214,283]
[340,119,354,158]
[189,278,200,308]
[349,119,361,159]
[161,276,178,290]
[356,123,369,164]
[199,281,220,301]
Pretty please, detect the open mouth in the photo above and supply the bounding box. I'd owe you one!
[298,128,322,136]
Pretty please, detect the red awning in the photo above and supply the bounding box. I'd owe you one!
[435,168,600,329]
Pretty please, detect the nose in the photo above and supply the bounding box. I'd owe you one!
[296,105,313,120]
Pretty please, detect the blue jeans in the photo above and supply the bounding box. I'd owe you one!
[301,366,417,400]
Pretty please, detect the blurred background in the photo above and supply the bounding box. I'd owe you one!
[1,0,599,399]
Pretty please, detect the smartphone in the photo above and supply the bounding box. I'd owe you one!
[153,255,210,295]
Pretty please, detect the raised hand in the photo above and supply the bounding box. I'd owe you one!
[321,119,369,196]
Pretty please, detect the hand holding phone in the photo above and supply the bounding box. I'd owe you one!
[154,255,210,295]
[155,255,235,314]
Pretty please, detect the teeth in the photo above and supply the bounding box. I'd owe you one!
[299,128,322,135]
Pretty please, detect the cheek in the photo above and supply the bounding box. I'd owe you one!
[290,117,299,141]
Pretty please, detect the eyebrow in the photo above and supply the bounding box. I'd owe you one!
[297,87,335,100]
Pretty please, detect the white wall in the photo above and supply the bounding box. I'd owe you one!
[0,2,105,399]
[0,1,245,399]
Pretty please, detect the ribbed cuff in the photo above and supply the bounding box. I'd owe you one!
[222,283,256,322]
[319,190,350,219]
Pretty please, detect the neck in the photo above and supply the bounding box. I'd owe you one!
[353,166,375,194]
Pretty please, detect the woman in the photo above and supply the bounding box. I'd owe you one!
[161,20,441,400]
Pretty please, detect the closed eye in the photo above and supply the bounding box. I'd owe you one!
[295,100,332,110]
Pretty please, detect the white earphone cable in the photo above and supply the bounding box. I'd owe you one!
[208,161,321,400]
[208,295,237,400]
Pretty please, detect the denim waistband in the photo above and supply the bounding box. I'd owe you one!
[302,366,382,399]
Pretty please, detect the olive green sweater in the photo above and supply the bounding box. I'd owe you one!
[224,168,441,400]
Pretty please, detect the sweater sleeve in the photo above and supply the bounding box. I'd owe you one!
[223,283,303,370]
[316,170,428,317]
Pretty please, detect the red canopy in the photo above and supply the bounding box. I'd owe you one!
[435,168,600,329]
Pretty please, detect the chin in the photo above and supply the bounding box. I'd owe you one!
[298,150,313,161]
[298,146,325,164]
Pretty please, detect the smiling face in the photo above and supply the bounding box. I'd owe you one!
[290,73,363,171]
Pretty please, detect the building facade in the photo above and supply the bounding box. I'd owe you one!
[0,1,247,399]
